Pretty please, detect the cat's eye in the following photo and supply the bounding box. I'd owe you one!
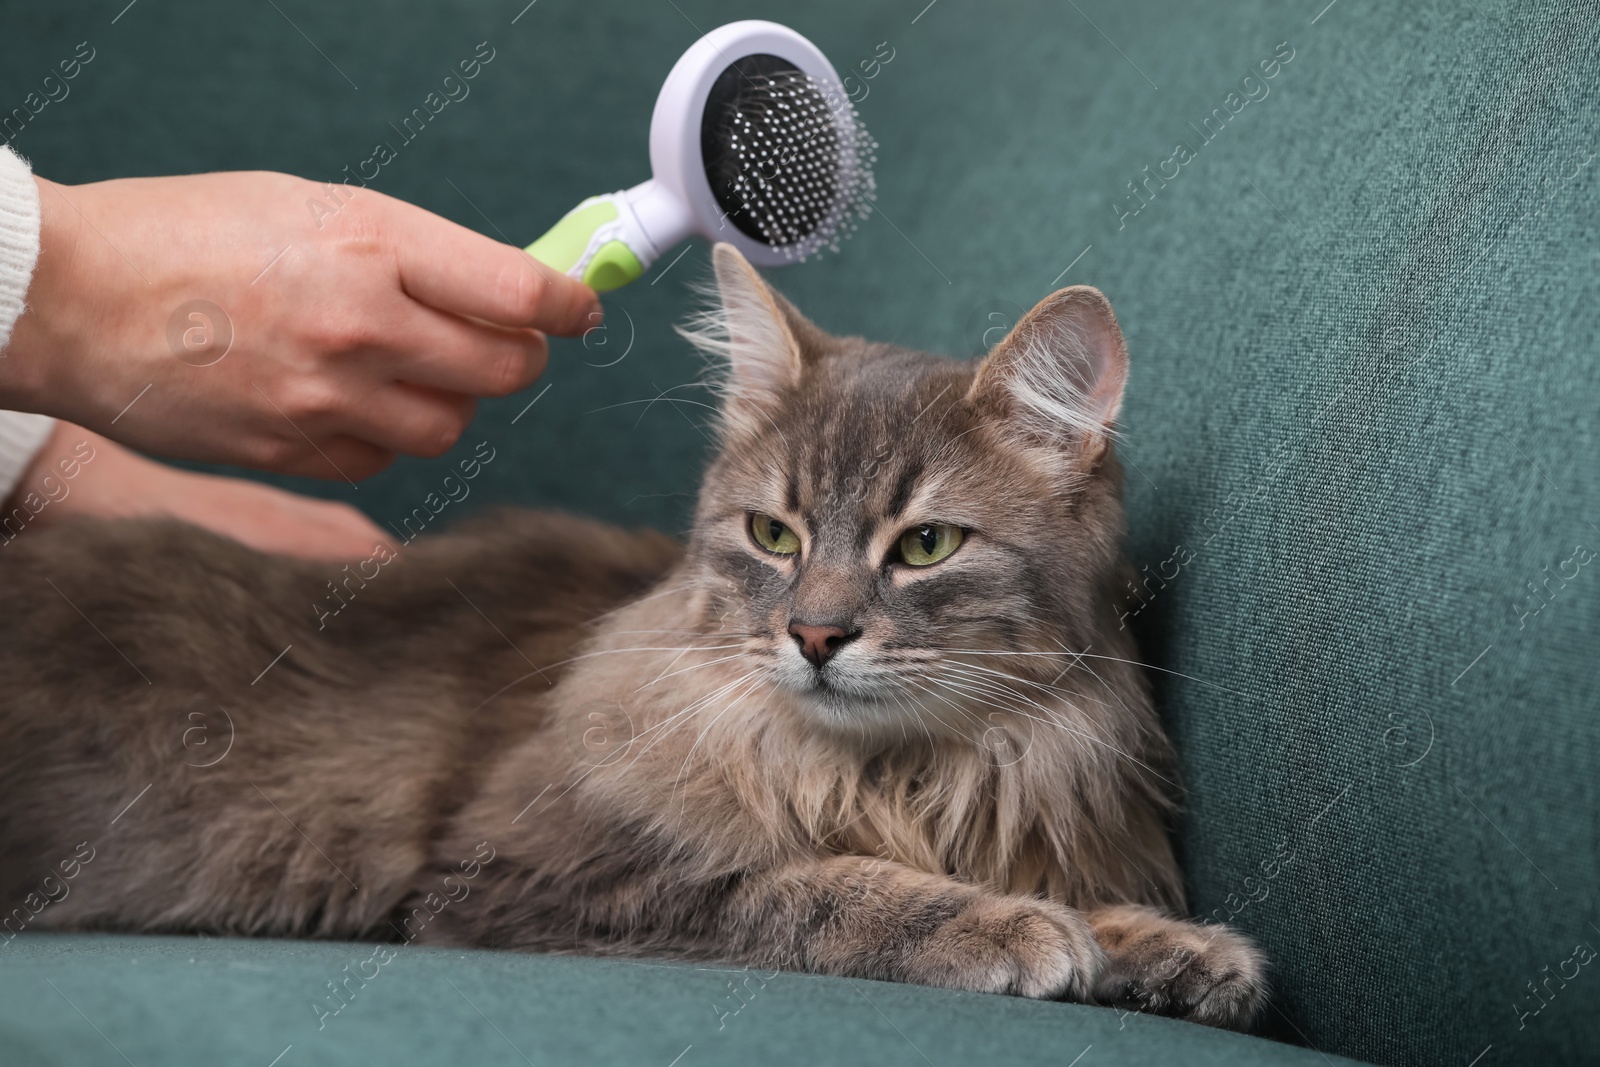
[897,524,964,567]
[749,513,801,555]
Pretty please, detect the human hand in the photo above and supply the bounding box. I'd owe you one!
[1,171,600,481]
[8,422,393,561]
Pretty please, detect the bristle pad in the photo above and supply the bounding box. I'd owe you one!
[701,58,877,260]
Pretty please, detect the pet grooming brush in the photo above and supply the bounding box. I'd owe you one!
[524,20,876,291]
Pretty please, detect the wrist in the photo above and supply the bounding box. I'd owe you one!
[0,177,87,415]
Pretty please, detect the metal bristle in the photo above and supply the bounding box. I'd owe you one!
[703,64,877,261]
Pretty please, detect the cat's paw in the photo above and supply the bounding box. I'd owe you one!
[1089,906,1267,1030]
[903,894,1105,1000]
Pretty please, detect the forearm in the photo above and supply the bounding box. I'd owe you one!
[715,855,1103,999]
[449,848,1097,999]
[722,855,980,974]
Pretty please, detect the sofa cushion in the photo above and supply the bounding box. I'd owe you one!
[0,934,1370,1067]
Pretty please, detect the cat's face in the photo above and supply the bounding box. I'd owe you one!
[682,246,1130,741]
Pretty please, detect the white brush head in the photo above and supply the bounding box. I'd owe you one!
[638,20,877,268]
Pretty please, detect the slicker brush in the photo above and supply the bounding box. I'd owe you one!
[525,21,876,291]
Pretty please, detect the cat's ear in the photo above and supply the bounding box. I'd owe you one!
[679,244,818,434]
[967,286,1128,467]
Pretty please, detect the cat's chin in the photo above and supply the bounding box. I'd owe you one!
[783,677,936,741]
[782,680,1003,751]
[767,654,965,739]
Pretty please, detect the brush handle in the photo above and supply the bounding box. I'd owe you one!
[525,181,696,292]
[524,192,647,292]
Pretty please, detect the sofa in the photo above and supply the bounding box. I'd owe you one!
[1,0,1594,1063]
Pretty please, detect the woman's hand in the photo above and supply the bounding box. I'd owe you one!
[8,422,392,561]
[1,171,599,481]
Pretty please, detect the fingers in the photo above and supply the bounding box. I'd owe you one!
[327,383,478,460]
[273,435,398,483]
[239,493,394,561]
[388,198,601,335]
[377,304,550,398]
[156,467,396,561]
[249,373,477,478]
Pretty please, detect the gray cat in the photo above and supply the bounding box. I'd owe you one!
[0,245,1265,1029]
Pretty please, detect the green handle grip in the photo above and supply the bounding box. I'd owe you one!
[524,197,644,293]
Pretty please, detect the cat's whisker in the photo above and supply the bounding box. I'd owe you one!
[916,670,1181,790]
[528,666,748,821]
[571,643,746,662]
[903,681,998,742]
[604,628,762,640]
[528,687,728,820]
[930,647,1255,701]
[939,650,1197,747]
[637,641,709,692]
[475,643,756,712]
[895,672,1010,736]
[592,684,739,783]
[584,380,713,417]
[670,696,755,804]
[935,659,1117,713]
[879,685,915,736]
[925,651,1143,720]
[670,671,770,802]
[917,673,1093,755]
[925,661,1120,728]
[579,582,700,627]
[473,667,552,711]
[879,681,930,747]
[631,679,750,756]
[925,678,1079,742]
[930,662,1121,731]
[630,667,768,764]
[953,681,1156,781]
[1036,645,1148,727]
[911,671,1035,726]
[638,651,758,690]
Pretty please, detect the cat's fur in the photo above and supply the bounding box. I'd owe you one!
[0,245,1265,1028]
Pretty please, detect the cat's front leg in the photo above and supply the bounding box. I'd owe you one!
[727,855,1104,1000]
[1086,905,1266,1030]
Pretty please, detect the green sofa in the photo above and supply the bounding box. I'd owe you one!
[2,0,1595,1063]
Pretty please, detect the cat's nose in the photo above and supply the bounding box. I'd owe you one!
[787,621,858,668]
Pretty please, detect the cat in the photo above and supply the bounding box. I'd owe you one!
[0,244,1265,1030]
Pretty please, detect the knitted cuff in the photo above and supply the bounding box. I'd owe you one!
[0,410,54,501]
[0,145,41,352]
[0,148,52,501]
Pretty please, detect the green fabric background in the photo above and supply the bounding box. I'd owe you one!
[2,0,1596,1064]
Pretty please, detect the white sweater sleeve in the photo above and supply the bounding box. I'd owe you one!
[0,146,55,500]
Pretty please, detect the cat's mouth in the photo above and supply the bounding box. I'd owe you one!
[779,657,1003,741]
[780,660,901,722]
[794,666,856,700]
[764,641,925,730]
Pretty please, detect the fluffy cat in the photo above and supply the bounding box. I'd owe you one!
[0,245,1265,1029]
